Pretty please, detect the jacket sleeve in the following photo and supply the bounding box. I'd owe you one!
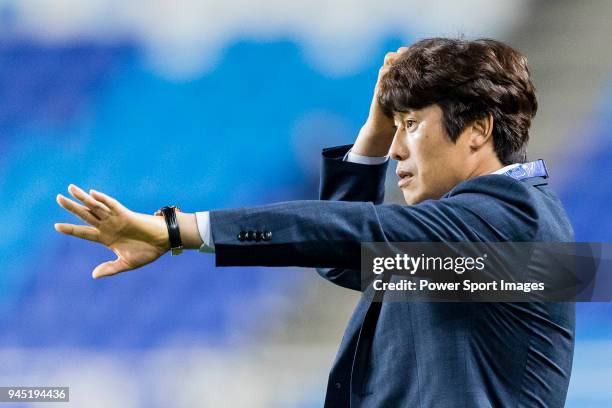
[315,145,389,290]
[209,146,539,289]
[318,144,389,204]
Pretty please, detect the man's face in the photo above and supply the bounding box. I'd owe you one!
[391,104,472,205]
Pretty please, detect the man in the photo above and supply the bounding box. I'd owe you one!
[55,38,575,407]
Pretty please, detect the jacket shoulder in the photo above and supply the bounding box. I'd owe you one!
[447,174,536,200]
[442,175,542,241]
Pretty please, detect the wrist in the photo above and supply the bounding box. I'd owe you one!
[132,213,171,252]
[151,214,171,252]
[353,121,395,157]
[176,212,204,250]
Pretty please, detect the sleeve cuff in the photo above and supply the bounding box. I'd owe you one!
[344,149,389,165]
[195,211,215,253]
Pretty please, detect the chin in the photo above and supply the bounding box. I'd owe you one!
[402,189,424,205]
[402,186,442,205]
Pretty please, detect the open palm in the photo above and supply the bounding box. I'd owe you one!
[55,184,169,278]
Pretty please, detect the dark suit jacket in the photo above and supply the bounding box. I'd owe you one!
[210,145,575,407]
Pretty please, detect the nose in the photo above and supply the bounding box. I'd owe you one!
[389,130,409,161]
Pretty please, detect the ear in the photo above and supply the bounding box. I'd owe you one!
[468,114,494,150]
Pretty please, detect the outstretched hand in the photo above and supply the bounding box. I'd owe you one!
[55,184,170,279]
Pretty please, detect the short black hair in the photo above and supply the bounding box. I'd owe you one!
[378,38,538,164]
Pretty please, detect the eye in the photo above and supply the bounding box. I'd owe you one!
[405,119,417,129]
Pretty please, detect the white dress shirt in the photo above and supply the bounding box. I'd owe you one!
[195,151,518,252]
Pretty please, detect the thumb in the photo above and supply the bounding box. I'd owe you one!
[92,258,131,279]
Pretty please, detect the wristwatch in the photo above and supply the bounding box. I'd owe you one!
[157,205,183,256]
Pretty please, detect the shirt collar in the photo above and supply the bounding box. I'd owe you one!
[491,163,520,175]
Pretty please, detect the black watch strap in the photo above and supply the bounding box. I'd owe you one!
[159,206,183,255]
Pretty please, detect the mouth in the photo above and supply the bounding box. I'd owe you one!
[396,170,415,188]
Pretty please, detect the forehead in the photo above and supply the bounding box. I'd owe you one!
[393,105,442,120]
[393,110,414,119]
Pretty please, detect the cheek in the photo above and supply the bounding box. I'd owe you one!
[412,136,455,192]
[410,135,438,177]
[407,131,428,166]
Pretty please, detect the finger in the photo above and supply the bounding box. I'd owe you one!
[90,189,125,214]
[384,51,397,66]
[378,65,391,75]
[67,184,112,219]
[54,223,100,242]
[56,194,100,226]
[92,258,132,279]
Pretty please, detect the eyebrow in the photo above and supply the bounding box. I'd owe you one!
[394,110,415,119]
